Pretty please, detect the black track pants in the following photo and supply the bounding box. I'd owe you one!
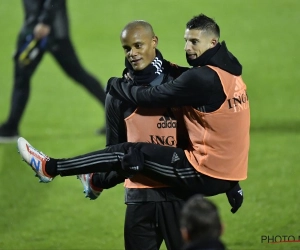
[57,142,234,196]
[124,201,184,250]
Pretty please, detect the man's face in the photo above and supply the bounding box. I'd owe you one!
[184,29,215,60]
[121,27,157,71]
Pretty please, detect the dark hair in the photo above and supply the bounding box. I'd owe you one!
[186,14,220,38]
[180,195,222,241]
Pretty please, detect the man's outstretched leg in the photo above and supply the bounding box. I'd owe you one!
[17,137,214,195]
[17,137,242,211]
[17,137,139,183]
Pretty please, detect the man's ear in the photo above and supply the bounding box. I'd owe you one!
[181,228,190,242]
[153,35,158,48]
[210,38,218,48]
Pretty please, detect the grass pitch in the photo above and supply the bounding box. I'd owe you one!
[0,1,299,249]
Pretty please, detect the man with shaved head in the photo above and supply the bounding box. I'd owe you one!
[78,20,190,250]
[120,20,156,71]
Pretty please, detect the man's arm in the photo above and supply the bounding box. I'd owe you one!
[92,93,127,188]
[108,67,215,108]
[38,0,62,26]
[105,93,127,146]
[34,0,63,40]
[93,81,131,189]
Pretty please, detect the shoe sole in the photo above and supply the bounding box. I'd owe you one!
[77,175,101,200]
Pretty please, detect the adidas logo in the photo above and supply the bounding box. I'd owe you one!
[157,116,177,129]
[151,57,163,75]
[238,190,243,196]
[171,152,180,163]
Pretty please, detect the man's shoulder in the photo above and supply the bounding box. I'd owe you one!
[188,66,219,77]
[162,59,186,70]
[107,67,128,83]
[162,59,189,79]
[106,76,122,94]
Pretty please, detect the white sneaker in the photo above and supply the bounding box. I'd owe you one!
[17,137,53,183]
[77,174,102,200]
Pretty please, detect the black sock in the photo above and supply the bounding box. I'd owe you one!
[45,158,58,177]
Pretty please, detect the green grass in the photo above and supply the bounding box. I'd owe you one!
[0,0,299,249]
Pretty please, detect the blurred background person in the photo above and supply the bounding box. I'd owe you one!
[180,195,225,250]
[0,0,106,143]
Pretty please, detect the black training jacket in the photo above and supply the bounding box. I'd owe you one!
[105,60,188,146]
[108,41,242,112]
[101,60,192,202]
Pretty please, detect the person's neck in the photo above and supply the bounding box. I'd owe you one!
[186,43,220,67]
[125,49,164,85]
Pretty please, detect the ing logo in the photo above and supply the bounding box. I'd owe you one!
[227,78,249,113]
[149,135,175,146]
